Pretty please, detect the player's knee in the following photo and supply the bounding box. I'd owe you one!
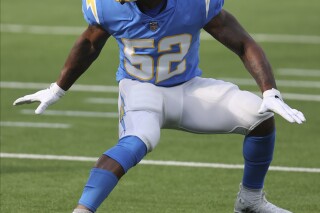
[139,125,161,151]
[120,110,161,151]
[104,136,147,173]
[245,117,276,163]
[249,116,275,137]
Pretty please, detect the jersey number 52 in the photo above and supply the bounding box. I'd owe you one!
[122,34,192,83]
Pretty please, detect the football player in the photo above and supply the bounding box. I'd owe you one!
[13,0,305,212]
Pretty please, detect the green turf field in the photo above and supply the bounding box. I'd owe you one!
[1,0,320,212]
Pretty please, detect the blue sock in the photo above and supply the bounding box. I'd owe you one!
[78,136,147,212]
[79,168,118,212]
[242,129,276,189]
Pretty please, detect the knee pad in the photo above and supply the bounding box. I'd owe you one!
[104,136,147,173]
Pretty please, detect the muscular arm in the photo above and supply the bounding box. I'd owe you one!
[203,10,276,93]
[56,25,110,90]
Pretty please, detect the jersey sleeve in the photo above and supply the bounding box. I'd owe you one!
[82,0,102,25]
[204,0,224,24]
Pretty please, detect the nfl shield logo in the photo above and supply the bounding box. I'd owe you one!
[149,21,159,32]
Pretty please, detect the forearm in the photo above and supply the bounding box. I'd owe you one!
[56,25,109,91]
[57,38,100,90]
[240,41,277,93]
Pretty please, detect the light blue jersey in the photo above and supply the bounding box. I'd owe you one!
[82,0,224,86]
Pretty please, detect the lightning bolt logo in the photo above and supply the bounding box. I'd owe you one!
[86,0,100,24]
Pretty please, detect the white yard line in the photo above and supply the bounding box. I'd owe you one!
[278,68,320,77]
[1,24,320,44]
[0,121,70,129]
[2,81,320,102]
[86,98,118,104]
[2,79,320,90]
[222,78,320,89]
[281,93,320,102]
[201,31,320,44]
[21,109,118,118]
[251,34,320,44]
[0,81,118,93]
[1,152,319,173]
[0,24,84,35]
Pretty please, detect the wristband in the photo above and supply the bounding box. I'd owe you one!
[262,88,282,100]
[50,83,66,97]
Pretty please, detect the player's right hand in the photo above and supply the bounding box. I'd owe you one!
[13,83,65,114]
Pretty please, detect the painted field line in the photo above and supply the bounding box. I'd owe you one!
[1,153,320,173]
[21,109,118,118]
[2,79,320,90]
[0,121,70,129]
[222,78,320,89]
[281,93,320,102]
[0,153,97,162]
[201,31,320,44]
[278,68,320,77]
[86,98,118,104]
[2,24,320,44]
[0,24,84,36]
[3,81,320,102]
[0,81,118,93]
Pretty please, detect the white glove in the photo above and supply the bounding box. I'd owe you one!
[13,83,65,114]
[258,88,306,124]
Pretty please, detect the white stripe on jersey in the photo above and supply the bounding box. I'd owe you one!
[205,0,211,18]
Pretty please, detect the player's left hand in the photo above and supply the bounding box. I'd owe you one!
[258,88,306,124]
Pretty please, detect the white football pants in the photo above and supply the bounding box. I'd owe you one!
[118,77,273,151]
